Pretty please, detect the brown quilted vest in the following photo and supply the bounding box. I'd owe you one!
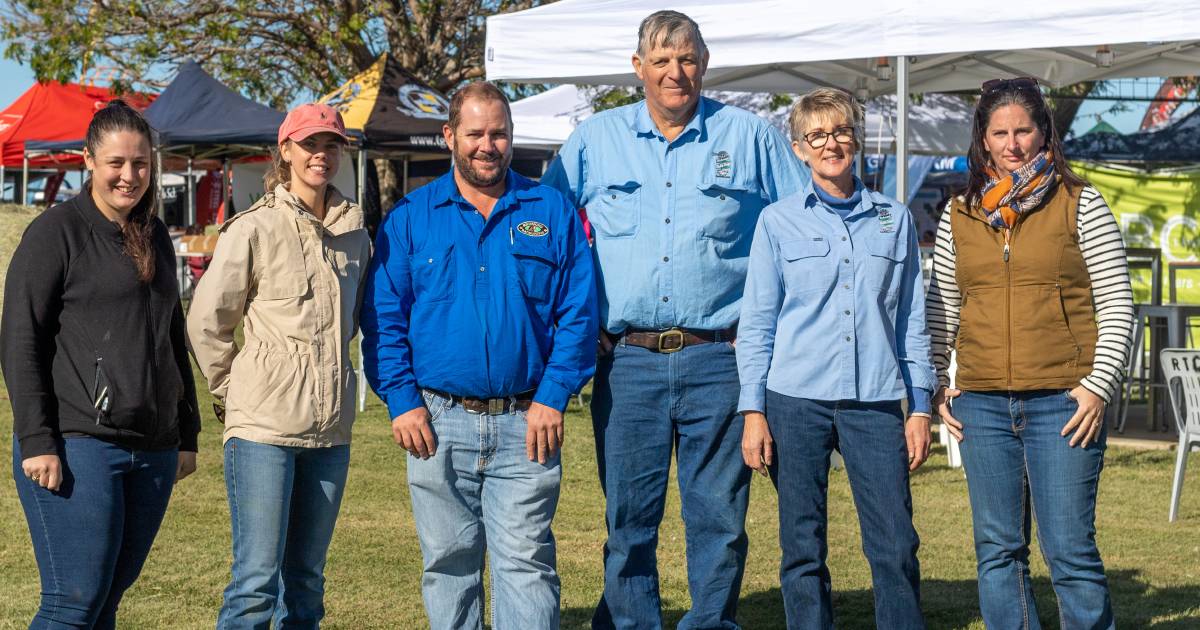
[951,183,1098,391]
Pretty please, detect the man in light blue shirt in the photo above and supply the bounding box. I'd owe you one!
[541,10,808,630]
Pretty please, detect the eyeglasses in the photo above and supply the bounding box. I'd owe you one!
[803,126,856,149]
[981,77,1040,95]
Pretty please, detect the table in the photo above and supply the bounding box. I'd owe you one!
[1116,303,1200,433]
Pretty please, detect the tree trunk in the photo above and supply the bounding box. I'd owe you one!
[375,158,399,212]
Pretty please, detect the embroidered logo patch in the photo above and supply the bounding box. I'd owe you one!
[517,221,550,237]
[714,150,732,178]
[877,206,895,233]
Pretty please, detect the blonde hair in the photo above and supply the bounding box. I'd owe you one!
[788,88,864,150]
[264,141,291,192]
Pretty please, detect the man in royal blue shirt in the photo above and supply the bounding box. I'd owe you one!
[361,82,598,629]
[541,10,809,630]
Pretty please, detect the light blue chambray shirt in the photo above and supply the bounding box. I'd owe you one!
[735,177,937,413]
[541,97,809,333]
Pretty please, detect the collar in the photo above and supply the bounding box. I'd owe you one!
[802,176,894,220]
[433,169,542,213]
[628,97,707,142]
[74,183,129,241]
[273,183,363,235]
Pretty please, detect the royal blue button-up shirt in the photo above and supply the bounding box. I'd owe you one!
[735,178,937,413]
[361,170,598,418]
[542,97,809,332]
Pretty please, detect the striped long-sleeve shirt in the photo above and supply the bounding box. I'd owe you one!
[925,186,1135,402]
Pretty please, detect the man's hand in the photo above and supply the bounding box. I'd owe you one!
[392,406,437,459]
[934,386,963,442]
[176,451,197,482]
[741,411,773,476]
[1061,386,1106,448]
[525,402,564,464]
[905,415,931,471]
[22,454,62,492]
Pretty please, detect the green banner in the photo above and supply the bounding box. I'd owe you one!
[1072,161,1200,303]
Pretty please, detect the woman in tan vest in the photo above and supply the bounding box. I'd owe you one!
[926,78,1134,630]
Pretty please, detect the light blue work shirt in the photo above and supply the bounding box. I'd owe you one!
[735,177,937,413]
[542,97,809,333]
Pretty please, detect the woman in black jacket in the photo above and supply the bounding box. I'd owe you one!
[1,100,200,629]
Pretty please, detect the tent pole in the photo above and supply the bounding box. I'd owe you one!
[402,156,409,195]
[186,157,195,227]
[22,154,29,206]
[222,158,230,218]
[357,148,366,205]
[1,165,6,202]
[156,148,164,221]
[896,55,909,203]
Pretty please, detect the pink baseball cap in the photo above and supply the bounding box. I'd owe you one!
[278,103,349,145]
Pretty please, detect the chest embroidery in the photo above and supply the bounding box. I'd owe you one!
[714,150,732,179]
[517,220,550,237]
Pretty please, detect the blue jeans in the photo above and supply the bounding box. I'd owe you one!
[764,392,924,630]
[954,390,1114,630]
[12,435,178,630]
[591,341,751,630]
[216,438,350,630]
[407,390,561,630]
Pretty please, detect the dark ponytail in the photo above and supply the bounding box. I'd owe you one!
[84,99,159,283]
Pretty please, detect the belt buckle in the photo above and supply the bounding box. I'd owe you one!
[657,328,686,353]
[487,398,505,415]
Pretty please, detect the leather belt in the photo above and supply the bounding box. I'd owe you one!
[614,327,736,354]
[424,388,535,415]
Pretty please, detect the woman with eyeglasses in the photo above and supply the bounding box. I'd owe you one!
[926,77,1133,629]
[737,87,935,630]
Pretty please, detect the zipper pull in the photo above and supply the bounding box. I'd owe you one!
[1003,242,1010,262]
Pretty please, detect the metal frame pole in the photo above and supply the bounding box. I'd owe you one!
[22,154,30,205]
[186,157,195,226]
[357,148,366,205]
[402,155,410,195]
[156,148,164,220]
[895,55,910,203]
[1,165,6,202]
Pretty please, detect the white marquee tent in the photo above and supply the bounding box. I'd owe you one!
[511,84,975,156]
[487,0,1200,192]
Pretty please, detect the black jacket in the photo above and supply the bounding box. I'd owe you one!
[1,193,200,458]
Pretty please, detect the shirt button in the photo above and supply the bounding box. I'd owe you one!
[843,258,850,264]
[845,336,852,342]
[843,284,850,290]
[719,194,726,200]
[479,266,486,272]
[665,217,671,224]
[611,194,617,199]
[666,181,673,187]
[841,236,848,241]
[427,258,434,263]
[844,310,851,315]
[662,296,670,302]
[663,256,669,262]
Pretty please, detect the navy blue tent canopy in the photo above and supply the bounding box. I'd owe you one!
[26,61,286,152]
[1065,107,1200,163]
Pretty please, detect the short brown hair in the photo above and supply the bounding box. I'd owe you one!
[788,88,864,149]
[448,81,512,131]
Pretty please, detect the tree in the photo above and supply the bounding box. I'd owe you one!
[1,1,553,207]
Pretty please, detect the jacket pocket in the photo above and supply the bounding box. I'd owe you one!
[1010,283,1082,378]
[779,238,832,294]
[587,181,641,238]
[256,271,309,300]
[228,346,319,436]
[511,237,557,304]
[866,234,908,293]
[697,181,756,244]
[410,243,455,303]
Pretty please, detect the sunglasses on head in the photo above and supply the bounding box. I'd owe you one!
[981,77,1040,95]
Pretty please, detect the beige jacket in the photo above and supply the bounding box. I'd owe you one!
[187,184,372,447]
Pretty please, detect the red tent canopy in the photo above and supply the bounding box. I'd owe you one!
[0,82,153,168]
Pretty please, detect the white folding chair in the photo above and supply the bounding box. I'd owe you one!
[1158,348,1200,522]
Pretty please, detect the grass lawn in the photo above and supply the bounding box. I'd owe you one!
[0,204,1198,628]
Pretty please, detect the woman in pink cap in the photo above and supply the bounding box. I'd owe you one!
[188,103,372,628]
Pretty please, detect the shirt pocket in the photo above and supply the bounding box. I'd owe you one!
[779,238,832,294]
[697,181,757,244]
[866,235,908,293]
[587,181,641,238]
[511,237,557,305]
[410,243,455,303]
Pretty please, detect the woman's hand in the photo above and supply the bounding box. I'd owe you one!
[741,411,773,477]
[1061,386,1106,448]
[934,386,963,442]
[22,454,62,492]
[906,415,932,471]
[176,451,197,481]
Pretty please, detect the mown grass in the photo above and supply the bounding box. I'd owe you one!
[0,206,1199,628]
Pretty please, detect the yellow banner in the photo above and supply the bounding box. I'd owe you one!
[1072,161,1200,303]
[318,54,386,132]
